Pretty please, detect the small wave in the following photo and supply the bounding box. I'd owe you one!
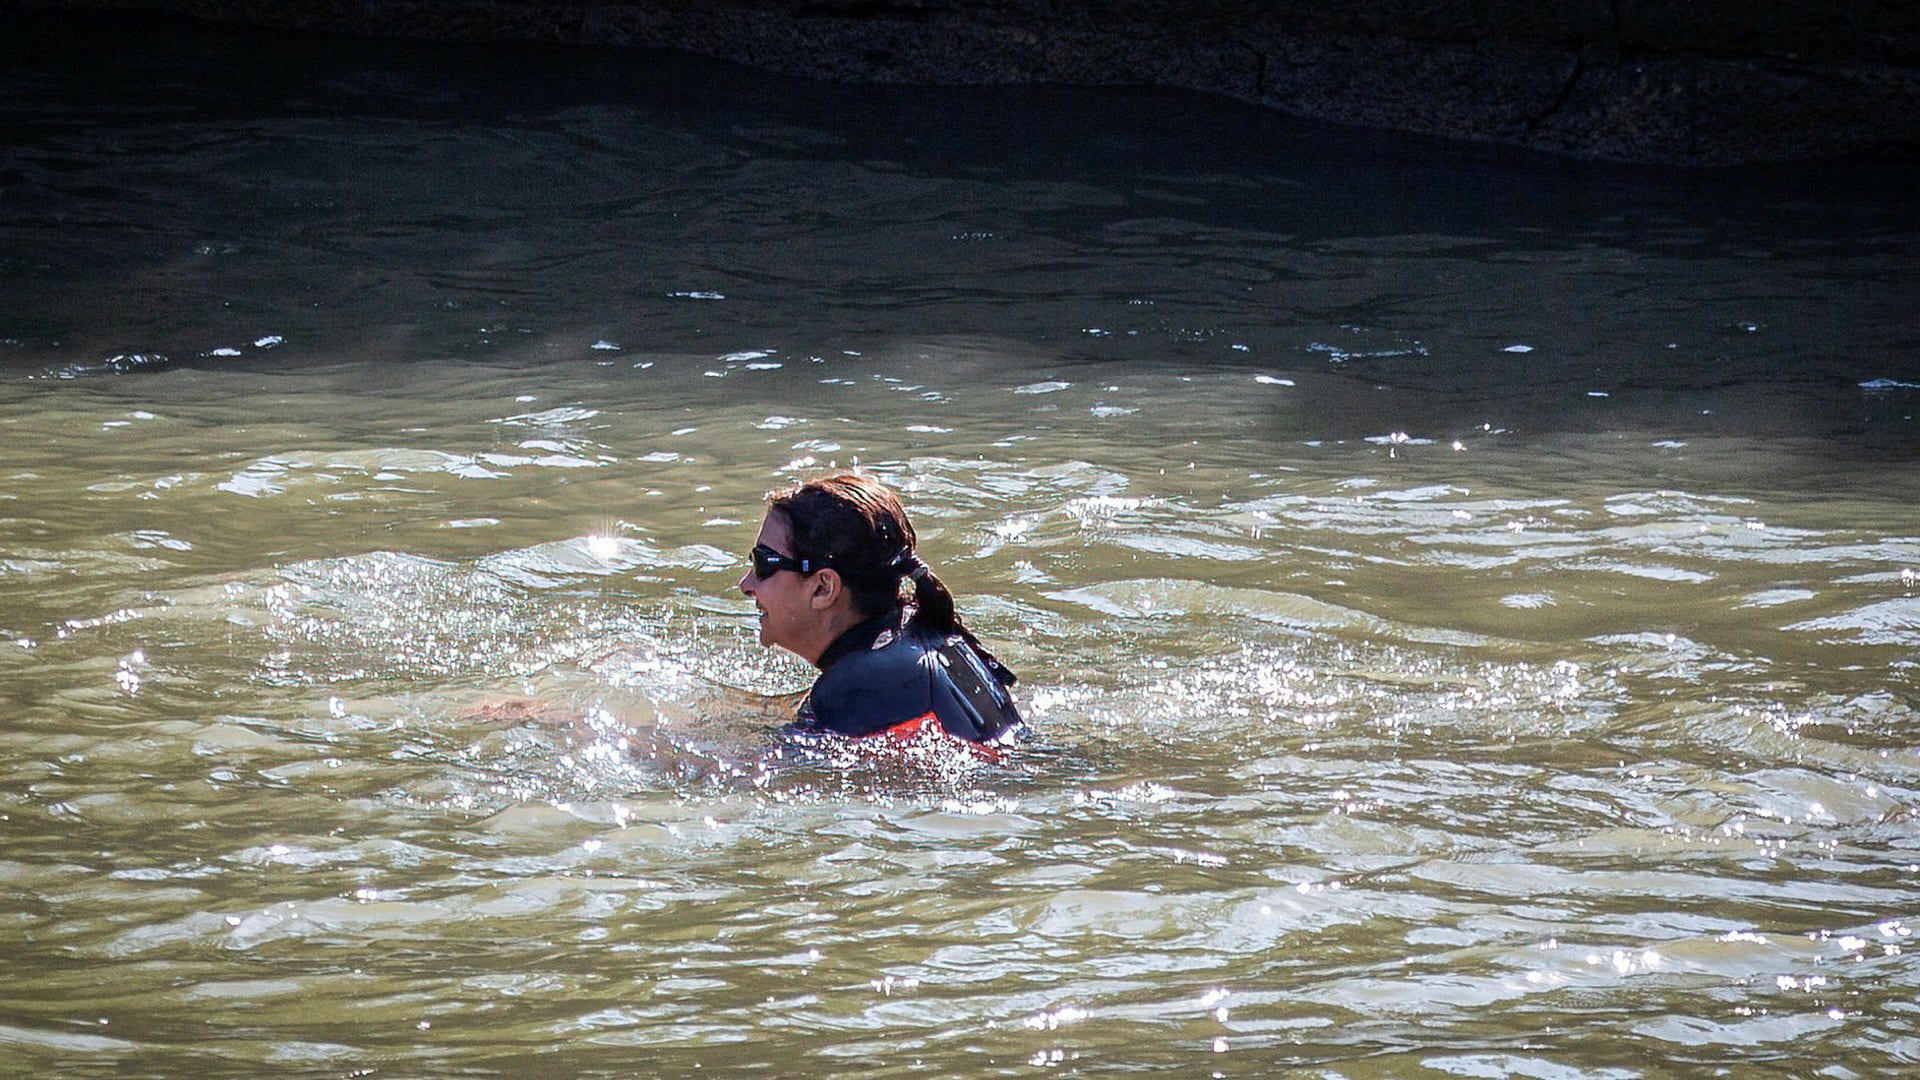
[1786,598,1920,646]
[1735,588,1815,609]
[1307,341,1427,363]
[1573,559,1714,584]
[30,353,171,380]
[489,406,602,427]
[1046,577,1384,631]
[1500,593,1556,609]
[481,536,733,588]
[216,448,528,496]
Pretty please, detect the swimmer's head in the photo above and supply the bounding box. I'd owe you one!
[764,473,919,618]
[740,472,998,668]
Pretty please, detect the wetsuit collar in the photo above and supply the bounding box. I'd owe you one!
[813,606,902,672]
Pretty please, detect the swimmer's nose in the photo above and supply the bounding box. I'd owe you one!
[738,569,756,596]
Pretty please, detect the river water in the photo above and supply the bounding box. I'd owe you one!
[4,13,1920,1078]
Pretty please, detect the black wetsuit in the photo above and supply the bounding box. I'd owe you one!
[789,607,1023,745]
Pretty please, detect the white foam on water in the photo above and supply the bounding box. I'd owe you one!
[1500,593,1557,609]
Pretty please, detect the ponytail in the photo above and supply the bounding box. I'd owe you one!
[907,562,1013,685]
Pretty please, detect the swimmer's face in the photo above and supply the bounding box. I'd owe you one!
[740,510,814,657]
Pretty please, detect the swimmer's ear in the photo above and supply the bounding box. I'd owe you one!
[807,567,843,610]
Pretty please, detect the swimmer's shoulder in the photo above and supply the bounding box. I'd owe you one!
[802,620,936,737]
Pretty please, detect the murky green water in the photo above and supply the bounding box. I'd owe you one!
[3,13,1920,1078]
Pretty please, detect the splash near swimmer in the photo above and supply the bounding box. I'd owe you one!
[740,473,1024,762]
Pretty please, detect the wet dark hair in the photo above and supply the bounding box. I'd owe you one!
[768,473,1002,667]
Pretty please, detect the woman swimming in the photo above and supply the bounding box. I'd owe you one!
[740,473,1023,750]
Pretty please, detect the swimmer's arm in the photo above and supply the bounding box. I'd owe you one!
[459,687,807,730]
[458,697,569,727]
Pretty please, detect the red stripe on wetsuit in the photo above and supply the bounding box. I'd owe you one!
[861,712,1004,763]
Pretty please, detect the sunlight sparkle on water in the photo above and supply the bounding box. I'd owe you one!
[1024,1006,1089,1031]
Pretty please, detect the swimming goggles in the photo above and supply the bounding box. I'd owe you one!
[750,543,825,578]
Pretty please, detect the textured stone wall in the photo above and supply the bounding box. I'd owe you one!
[10,0,1918,164]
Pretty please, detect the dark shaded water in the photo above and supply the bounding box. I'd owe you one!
[3,12,1920,1078]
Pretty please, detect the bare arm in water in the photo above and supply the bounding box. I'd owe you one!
[460,651,808,759]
